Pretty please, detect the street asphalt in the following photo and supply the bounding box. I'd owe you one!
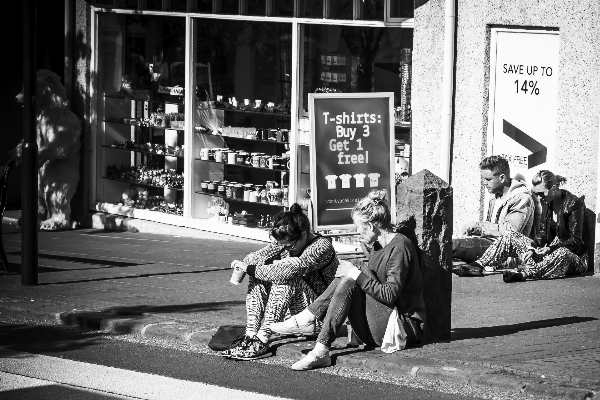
[1,214,599,400]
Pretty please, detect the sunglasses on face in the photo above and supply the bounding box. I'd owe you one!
[533,189,549,199]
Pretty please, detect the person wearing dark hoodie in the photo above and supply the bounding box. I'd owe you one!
[452,155,540,275]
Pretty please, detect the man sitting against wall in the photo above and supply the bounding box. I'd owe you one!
[452,155,540,276]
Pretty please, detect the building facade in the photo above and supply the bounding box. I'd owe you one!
[68,0,600,269]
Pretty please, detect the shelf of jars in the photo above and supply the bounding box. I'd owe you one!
[98,84,187,221]
[196,97,291,116]
[104,143,184,158]
[104,119,186,132]
[192,95,292,231]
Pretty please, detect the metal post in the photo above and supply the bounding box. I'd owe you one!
[22,0,38,286]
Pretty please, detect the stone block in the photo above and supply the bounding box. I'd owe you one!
[396,169,452,341]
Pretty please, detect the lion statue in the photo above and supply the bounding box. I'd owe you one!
[10,70,81,230]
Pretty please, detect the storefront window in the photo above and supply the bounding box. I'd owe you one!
[297,24,413,205]
[192,19,292,225]
[96,14,187,217]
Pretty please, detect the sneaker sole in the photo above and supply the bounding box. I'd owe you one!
[229,352,272,361]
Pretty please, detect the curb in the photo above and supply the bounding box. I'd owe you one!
[0,305,597,400]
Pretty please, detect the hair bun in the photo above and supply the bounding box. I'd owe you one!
[289,203,304,215]
[368,189,387,205]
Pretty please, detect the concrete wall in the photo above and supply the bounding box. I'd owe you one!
[413,0,600,236]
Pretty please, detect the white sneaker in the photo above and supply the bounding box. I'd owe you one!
[291,352,331,371]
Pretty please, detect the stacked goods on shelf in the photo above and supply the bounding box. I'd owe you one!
[197,96,291,115]
[319,53,347,92]
[106,165,184,189]
[119,187,183,215]
[233,212,257,227]
[110,141,184,157]
[198,179,288,207]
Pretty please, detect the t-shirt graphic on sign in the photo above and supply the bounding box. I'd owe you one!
[325,174,338,189]
[353,173,366,188]
[368,172,380,187]
[339,174,352,188]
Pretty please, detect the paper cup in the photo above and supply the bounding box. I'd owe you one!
[230,260,247,285]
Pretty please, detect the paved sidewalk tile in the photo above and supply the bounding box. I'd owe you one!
[1,224,600,398]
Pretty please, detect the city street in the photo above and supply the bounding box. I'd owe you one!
[0,321,477,400]
[0,224,599,399]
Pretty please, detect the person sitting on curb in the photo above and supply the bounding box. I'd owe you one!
[223,203,338,360]
[452,155,539,276]
[459,171,589,282]
[270,190,426,371]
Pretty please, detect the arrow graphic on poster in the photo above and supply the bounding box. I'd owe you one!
[502,120,547,169]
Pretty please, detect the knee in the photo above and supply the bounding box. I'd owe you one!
[335,276,358,291]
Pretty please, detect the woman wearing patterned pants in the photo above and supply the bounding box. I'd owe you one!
[457,170,589,282]
[476,231,587,281]
[224,203,338,360]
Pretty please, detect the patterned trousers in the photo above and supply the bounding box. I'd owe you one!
[478,231,588,280]
[245,276,314,338]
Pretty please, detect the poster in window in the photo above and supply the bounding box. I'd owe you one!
[309,93,395,230]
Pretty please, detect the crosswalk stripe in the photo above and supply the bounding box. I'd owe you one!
[0,348,291,400]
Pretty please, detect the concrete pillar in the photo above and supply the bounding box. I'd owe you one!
[396,169,452,341]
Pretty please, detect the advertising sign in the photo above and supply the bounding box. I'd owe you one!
[309,93,395,230]
[488,29,560,182]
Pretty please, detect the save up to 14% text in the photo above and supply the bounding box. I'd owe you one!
[515,80,540,95]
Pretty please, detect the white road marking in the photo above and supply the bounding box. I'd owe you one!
[0,348,291,400]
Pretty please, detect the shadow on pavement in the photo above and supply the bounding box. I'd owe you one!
[450,316,598,341]
[0,323,106,358]
[98,300,247,315]
[36,267,230,285]
[7,251,148,268]
[2,262,71,274]
[0,386,123,400]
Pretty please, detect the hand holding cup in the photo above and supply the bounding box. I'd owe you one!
[230,260,248,285]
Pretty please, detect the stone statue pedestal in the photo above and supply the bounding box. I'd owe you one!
[396,169,453,341]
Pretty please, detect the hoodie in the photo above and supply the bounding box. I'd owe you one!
[482,179,539,238]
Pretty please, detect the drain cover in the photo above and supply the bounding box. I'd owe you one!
[528,349,600,374]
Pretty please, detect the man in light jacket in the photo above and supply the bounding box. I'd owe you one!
[452,155,540,271]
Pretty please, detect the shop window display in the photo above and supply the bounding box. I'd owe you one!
[96,14,186,218]
[192,19,292,228]
[297,24,413,206]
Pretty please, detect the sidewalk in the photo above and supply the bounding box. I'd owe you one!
[1,219,599,399]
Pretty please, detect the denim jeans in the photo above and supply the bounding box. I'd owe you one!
[307,277,392,348]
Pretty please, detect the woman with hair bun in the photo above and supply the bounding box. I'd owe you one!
[270,190,426,371]
[454,170,589,282]
[224,203,338,360]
